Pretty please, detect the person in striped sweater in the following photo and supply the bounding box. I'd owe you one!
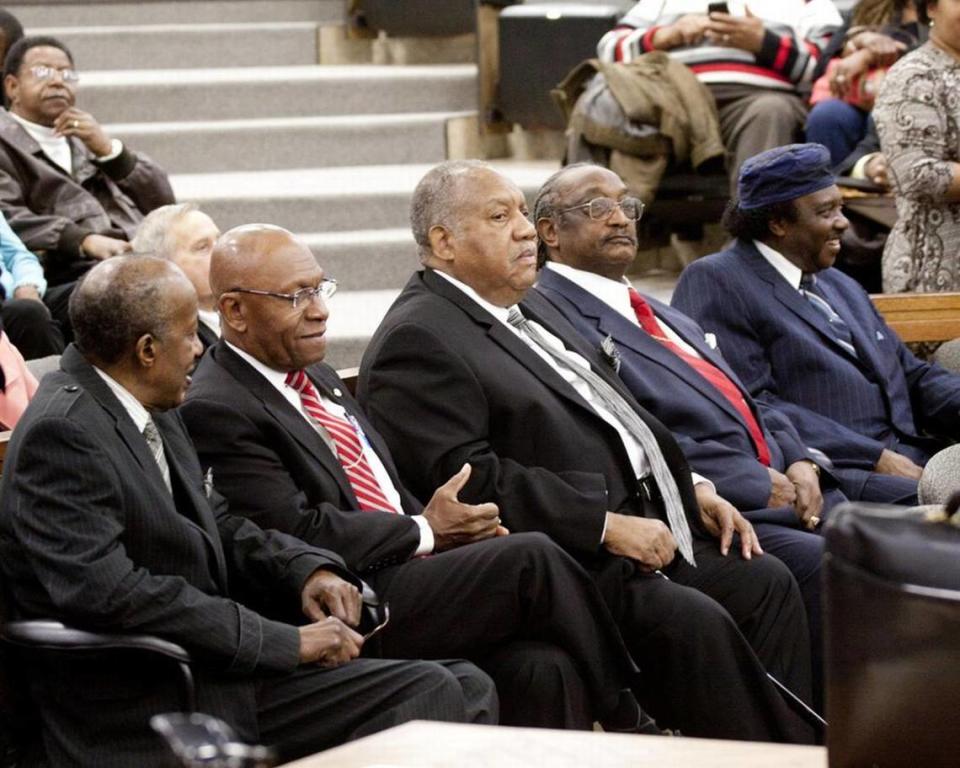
[599,0,842,190]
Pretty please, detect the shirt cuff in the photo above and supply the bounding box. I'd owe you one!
[412,514,435,556]
[96,138,124,162]
[850,152,878,180]
[691,472,715,494]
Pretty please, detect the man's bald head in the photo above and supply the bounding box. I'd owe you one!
[70,255,196,366]
[213,224,330,371]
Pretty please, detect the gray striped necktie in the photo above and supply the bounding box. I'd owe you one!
[143,419,172,493]
[799,274,858,357]
[506,307,695,566]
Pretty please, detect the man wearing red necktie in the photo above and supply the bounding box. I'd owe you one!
[180,224,655,734]
[531,163,849,709]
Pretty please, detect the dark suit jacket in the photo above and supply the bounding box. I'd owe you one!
[180,342,423,574]
[534,267,816,514]
[357,269,706,564]
[671,239,960,470]
[0,345,351,767]
[197,317,219,350]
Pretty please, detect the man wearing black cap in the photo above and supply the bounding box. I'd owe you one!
[673,143,960,506]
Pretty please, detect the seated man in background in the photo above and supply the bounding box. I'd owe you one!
[0,255,496,767]
[0,210,64,358]
[0,10,23,82]
[673,143,960,505]
[532,162,850,707]
[179,224,655,734]
[359,160,816,743]
[598,0,841,190]
[0,36,175,289]
[133,203,221,347]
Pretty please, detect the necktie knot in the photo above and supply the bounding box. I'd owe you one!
[507,307,526,330]
[285,369,310,393]
[799,273,816,291]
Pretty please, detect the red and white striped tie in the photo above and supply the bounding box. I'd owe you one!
[285,369,398,513]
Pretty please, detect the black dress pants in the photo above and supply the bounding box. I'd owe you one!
[371,532,641,730]
[1,299,63,360]
[593,535,815,743]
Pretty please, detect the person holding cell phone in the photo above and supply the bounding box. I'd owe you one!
[598,0,844,193]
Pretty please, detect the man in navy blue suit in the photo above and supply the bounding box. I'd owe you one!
[531,162,843,707]
[672,143,960,506]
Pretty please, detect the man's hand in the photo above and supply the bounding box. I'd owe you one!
[875,448,923,480]
[81,233,133,260]
[298,617,363,667]
[785,461,823,529]
[301,568,362,627]
[767,467,797,509]
[847,30,906,66]
[53,108,114,158]
[12,285,42,302]
[421,463,505,552]
[653,14,710,50]
[704,7,765,54]
[695,484,762,559]
[603,512,677,571]
[864,153,890,189]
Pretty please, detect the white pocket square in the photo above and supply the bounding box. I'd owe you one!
[704,333,718,350]
[876,330,885,341]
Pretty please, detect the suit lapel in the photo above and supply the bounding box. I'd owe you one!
[745,243,861,365]
[816,274,886,381]
[212,344,360,507]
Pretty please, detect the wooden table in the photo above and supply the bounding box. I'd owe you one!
[285,721,828,768]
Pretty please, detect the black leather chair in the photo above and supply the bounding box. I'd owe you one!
[824,503,960,768]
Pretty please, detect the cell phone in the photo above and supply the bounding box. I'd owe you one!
[708,2,729,14]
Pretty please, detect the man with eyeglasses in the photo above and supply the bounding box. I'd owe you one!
[180,223,660,735]
[357,160,817,743]
[530,162,849,710]
[0,35,174,292]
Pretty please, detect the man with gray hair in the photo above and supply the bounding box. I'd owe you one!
[133,203,221,347]
[359,159,816,742]
[0,254,496,767]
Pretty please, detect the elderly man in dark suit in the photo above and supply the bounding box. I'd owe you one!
[178,224,653,734]
[0,255,496,768]
[672,143,960,506]
[530,163,853,708]
[358,160,817,743]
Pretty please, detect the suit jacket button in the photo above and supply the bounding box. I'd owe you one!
[333,388,343,398]
[64,385,79,392]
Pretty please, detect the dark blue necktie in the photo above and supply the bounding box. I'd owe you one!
[800,274,857,357]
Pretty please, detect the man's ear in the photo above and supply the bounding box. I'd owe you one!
[4,74,19,108]
[537,217,560,251]
[768,217,788,239]
[427,224,456,264]
[218,294,247,334]
[135,333,157,369]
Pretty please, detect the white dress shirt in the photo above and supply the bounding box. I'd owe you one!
[754,239,803,290]
[225,342,434,555]
[95,366,151,434]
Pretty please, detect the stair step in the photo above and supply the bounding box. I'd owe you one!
[109,112,471,173]
[171,161,559,234]
[10,0,342,27]
[79,64,478,123]
[302,229,417,291]
[37,22,319,70]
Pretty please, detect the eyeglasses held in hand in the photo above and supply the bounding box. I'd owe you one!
[229,278,338,309]
[362,602,390,643]
[558,196,645,222]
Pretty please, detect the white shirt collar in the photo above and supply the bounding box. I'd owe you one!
[224,340,291,394]
[94,366,151,433]
[545,262,635,324]
[753,239,803,290]
[9,111,73,174]
[433,269,514,324]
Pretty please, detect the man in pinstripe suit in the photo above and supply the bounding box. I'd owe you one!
[673,143,960,506]
[0,256,496,768]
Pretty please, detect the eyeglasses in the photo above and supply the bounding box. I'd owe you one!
[362,602,390,643]
[26,65,80,83]
[558,196,645,222]
[229,278,338,309]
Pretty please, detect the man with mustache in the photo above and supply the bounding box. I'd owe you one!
[673,143,960,506]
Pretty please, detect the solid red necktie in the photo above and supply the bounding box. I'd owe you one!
[628,288,771,466]
[285,369,398,513]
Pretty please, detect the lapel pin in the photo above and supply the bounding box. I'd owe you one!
[333,387,343,398]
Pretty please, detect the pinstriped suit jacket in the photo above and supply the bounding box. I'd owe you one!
[0,344,352,767]
[671,239,960,471]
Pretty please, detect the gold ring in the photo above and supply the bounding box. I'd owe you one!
[809,516,821,528]
[71,119,79,128]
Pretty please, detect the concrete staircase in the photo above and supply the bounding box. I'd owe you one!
[12,0,561,367]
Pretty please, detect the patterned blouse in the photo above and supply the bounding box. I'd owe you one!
[875,41,960,293]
